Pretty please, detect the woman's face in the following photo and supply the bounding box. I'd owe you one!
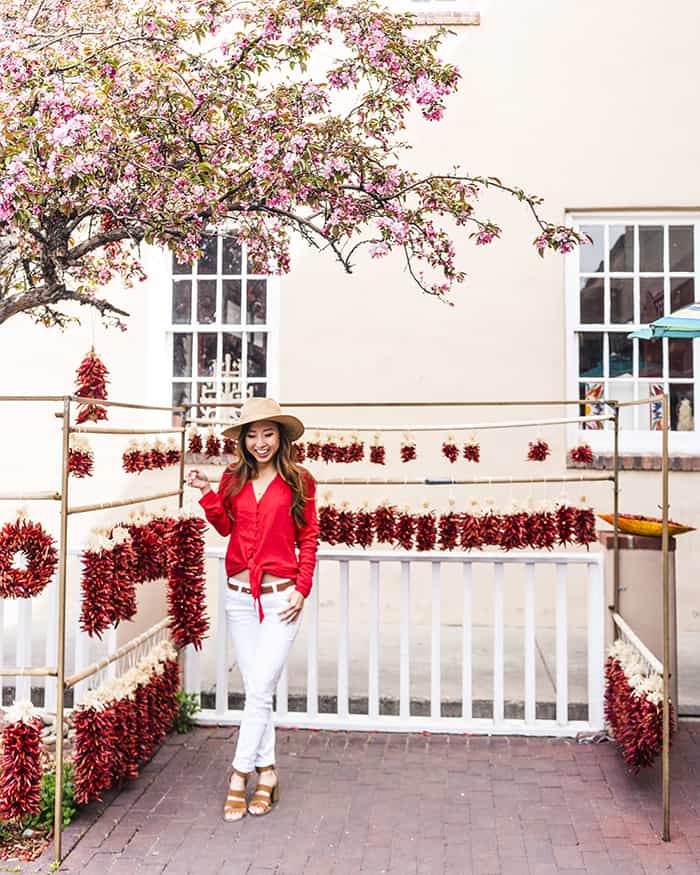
[244,420,280,466]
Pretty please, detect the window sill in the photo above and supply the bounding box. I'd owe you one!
[567,454,700,472]
[185,452,236,466]
[410,11,480,26]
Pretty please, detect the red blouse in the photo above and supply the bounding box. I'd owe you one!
[199,469,319,615]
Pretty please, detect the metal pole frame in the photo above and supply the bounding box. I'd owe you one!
[53,397,70,863]
[612,402,620,616]
[661,393,671,842]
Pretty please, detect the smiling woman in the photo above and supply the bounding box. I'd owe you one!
[186,397,319,822]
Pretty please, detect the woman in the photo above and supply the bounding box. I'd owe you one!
[187,397,319,821]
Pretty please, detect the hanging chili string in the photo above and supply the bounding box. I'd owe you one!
[569,442,594,465]
[79,536,115,638]
[223,435,237,456]
[0,515,59,599]
[306,433,322,461]
[74,348,110,424]
[166,515,209,650]
[187,428,203,454]
[354,505,375,549]
[438,502,460,550]
[165,439,182,467]
[348,434,365,463]
[122,440,146,473]
[441,434,459,464]
[394,508,416,550]
[336,503,356,547]
[369,434,386,465]
[527,438,551,462]
[574,505,597,547]
[293,442,306,463]
[149,440,168,470]
[555,503,577,545]
[68,436,94,478]
[321,434,339,463]
[109,526,138,625]
[0,707,43,821]
[463,434,480,463]
[318,502,340,545]
[373,503,397,544]
[205,429,221,458]
[400,433,417,463]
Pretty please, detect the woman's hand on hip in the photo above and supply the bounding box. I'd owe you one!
[186,468,211,493]
[279,589,304,624]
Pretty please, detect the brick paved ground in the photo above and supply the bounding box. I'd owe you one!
[15,722,700,875]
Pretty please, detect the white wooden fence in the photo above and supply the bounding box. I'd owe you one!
[188,548,606,737]
[0,547,605,736]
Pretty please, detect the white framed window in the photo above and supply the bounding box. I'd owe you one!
[169,234,280,420]
[566,212,699,454]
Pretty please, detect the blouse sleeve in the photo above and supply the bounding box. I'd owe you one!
[199,471,235,537]
[294,474,320,598]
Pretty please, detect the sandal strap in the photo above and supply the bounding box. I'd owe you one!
[232,768,250,779]
[256,765,275,774]
[227,789,247,800]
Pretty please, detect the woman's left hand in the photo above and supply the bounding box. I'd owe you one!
[279,589,304,624]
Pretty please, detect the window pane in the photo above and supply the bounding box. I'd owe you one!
[247,332,268,378]
[173,333,192,378]
[197,280,217,324]
[247,279,267,324]
[222,333,243,379]
[671,277,694,313]
[639,226,663,272]
[196,380,220,419]
[671,384,694,431]
[197,332,218,377]
[223,280,242,324]
[609,225,634,272]
[669,339,693,378]
[639,339,663,378]
[608,380,634,427]
[222,236,242,274]
[247,382,267,398]
[172,280,192,324]
[579,333,603,378]
[580,277,603,323]
[579,381,605,428]
[640,277,664,323]
[197,235,218,274]
[609,333,633,377]
[670,226,693,272]
[172,252,192,275]
[172,382,191,410]
[579,225,604,273]
[610,279,633,323]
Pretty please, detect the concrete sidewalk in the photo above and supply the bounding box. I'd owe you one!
[18,722,700,875]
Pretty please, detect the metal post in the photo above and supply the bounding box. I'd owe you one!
[53,397,71,864]
[612,402,620,614]
[178,412,187,510]
[661,393,671,842]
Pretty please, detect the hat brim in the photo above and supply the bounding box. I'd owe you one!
[221,414,305,443]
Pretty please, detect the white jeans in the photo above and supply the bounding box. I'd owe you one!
[225,585,301,773]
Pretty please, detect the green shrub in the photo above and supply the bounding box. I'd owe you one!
[174,691,200,734]
[23,763,77,833]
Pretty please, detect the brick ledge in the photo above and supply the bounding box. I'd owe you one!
[568,454,700,472]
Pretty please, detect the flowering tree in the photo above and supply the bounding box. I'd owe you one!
[0,0,584,328]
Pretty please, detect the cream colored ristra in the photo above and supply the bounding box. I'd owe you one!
[607,640,664,706]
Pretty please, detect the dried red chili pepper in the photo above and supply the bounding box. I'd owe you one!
[167,515,209,650]
[569,442,594,465]
[373,503,397,543]
[527,438,551,462]
[441,434,459,464]
[0,717,43,821]
[394,509,416,550]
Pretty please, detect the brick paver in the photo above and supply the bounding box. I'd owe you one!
[12,722,700,874]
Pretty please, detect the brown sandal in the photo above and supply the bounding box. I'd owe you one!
[223,769,249,822]
[248,765,279,816]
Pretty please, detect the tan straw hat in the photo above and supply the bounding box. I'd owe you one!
[221,397,304,442]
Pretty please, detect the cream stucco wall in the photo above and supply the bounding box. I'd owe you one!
[0,0,698,706]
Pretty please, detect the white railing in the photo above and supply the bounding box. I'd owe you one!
[189,548,605,737]
[0,549,151,710]
[1,547,606,737]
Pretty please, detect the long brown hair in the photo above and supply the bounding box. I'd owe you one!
[223,421,311,527]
